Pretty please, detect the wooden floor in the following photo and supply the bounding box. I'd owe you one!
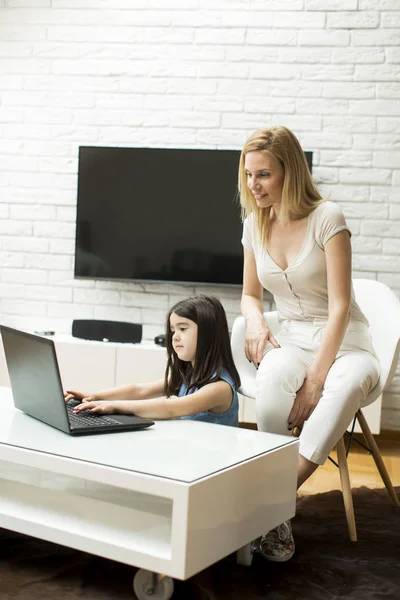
[299,436,400,496]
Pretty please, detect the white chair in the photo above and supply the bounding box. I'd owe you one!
[231,279,400,542]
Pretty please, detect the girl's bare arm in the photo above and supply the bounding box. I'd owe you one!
[72,380,233,420]
[64,379,165,402]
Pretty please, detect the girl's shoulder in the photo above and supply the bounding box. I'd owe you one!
[182,368,238,397]
[217,368,236,389]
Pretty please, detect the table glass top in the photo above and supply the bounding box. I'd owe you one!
[0,388,297,483]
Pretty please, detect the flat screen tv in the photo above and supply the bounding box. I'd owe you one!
[74,146,312,286]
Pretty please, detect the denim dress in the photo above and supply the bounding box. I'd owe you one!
[178,368,238,427]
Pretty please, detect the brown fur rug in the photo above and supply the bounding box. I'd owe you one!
[0,486,399,600]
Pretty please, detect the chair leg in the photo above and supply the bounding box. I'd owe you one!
[336,436,357,542]
[356,409,400,508]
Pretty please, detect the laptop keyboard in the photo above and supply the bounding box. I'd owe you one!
[66,402,122,428]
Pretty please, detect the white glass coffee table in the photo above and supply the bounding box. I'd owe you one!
[0,386,298,599]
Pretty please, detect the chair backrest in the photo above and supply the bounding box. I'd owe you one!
[353,279,400,397]
[231,279,400,400]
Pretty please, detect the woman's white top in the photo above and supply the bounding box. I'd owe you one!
[242,200,368,324]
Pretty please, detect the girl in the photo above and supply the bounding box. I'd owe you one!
[65,296,240,427]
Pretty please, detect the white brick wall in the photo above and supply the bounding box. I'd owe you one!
[0,0,399,430]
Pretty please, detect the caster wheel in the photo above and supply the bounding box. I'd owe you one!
[236,541,254,566]
[133,569,174,600]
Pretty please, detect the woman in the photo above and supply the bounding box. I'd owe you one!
[239,126,380,561]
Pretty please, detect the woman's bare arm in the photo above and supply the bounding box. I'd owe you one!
[241,247,280,366]
[307,230,352,385]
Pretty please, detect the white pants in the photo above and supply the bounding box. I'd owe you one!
[256,319,381,465]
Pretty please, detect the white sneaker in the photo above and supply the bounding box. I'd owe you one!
[259,520,295,562]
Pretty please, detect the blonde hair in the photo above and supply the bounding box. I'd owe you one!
[238,126,323,246]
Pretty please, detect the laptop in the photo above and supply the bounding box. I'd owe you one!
[0,325,154,436]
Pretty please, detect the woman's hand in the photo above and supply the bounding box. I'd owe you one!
[245,318,280,367]
[73,399,114,415]
[288,376,323,432]
[64,389,96,403]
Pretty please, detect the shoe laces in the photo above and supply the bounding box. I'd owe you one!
[276,522,290,542]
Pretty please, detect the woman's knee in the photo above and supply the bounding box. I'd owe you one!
[256,348,306,397]
[255,349,308,434]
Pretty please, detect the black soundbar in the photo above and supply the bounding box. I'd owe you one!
[72,319,142,344]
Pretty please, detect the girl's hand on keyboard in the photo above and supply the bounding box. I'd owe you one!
[64,389,96,403]
[73,400,113,414]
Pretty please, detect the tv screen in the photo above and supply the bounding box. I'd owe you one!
[74,146,312,286]
[75,146,243,285]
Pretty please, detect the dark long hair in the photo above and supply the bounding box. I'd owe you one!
[164,295,241,397]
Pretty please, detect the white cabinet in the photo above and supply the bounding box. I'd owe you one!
[0,334,167,393]
[240,394,256,425]
[115,345,167,386]
[55,340,117,392]
[53,337,168,392]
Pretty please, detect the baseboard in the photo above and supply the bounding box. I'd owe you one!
[376,429,400,442]
[349,430,400,443]
[239,422,257,430]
